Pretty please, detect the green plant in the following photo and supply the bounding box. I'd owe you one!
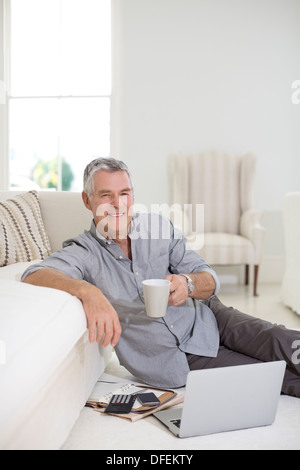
[32,157,74,191]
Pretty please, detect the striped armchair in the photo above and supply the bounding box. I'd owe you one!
[169,152,265,296]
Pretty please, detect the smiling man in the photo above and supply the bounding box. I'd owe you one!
[22,157,300,397]
[82,164,134,253]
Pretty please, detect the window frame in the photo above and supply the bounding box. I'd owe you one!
[0,0,117,191]
[0,0,10,190]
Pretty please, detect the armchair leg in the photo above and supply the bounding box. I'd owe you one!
[253,265,259,296]
[245,265,249,285]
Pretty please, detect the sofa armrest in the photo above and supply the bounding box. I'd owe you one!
[240,209,266,264]
[283,192,300,261]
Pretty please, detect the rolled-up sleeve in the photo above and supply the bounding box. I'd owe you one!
[168,224,220,296]
[21,241,89,282]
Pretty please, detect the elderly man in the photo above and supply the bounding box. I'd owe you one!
[22,157,300,397]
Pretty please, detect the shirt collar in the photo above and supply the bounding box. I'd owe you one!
[89,214,139,245]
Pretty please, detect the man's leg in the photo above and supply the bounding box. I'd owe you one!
[205,296,300,398]
[187,345,261,371]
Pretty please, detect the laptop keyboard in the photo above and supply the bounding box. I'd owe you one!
[171,419,181,428]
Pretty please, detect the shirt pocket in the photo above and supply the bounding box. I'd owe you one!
[145,240,172,279]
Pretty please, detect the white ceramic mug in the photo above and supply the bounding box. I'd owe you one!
[142,279,171,318]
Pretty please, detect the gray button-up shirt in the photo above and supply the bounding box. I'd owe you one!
[22,212,220,388]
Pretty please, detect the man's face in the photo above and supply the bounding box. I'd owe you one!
[82,170,134,240]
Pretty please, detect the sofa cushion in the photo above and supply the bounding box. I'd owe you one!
[189,232,254,265]
[0,191,51,267]
[0,260,42,281]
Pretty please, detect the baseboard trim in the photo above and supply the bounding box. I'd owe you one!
[259,255,285,284]
[213,256,285,285]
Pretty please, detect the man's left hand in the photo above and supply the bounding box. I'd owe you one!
[165,274,189,306]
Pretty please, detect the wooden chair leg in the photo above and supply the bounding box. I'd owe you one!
[253,265,259,296]
[245,265,249,285]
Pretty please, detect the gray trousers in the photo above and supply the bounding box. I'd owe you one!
[186,296,300,398]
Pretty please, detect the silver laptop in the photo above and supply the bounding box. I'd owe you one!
[154,361,286,438]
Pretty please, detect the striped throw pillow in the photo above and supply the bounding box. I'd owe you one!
[0,191,51,267]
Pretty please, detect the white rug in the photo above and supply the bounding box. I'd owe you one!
[62,354,300,450]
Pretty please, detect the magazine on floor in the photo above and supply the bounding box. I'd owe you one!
[86,374,184,422]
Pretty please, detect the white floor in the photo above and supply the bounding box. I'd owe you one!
[61,283,300,451]
[218,282,300,330]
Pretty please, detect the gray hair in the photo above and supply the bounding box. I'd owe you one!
[83,157,133,197]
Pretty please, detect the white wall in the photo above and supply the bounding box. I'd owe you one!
[1,0,299,281]
[112,0,300,281]
[0,0,8,190]
[0,1,3,78]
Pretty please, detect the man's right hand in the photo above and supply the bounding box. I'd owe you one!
[80,283,122,346]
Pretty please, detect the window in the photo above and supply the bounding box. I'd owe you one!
[8,0,111,191]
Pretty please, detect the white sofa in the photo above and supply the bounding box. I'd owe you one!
[0,191,112,450]
[281,192,300,315]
